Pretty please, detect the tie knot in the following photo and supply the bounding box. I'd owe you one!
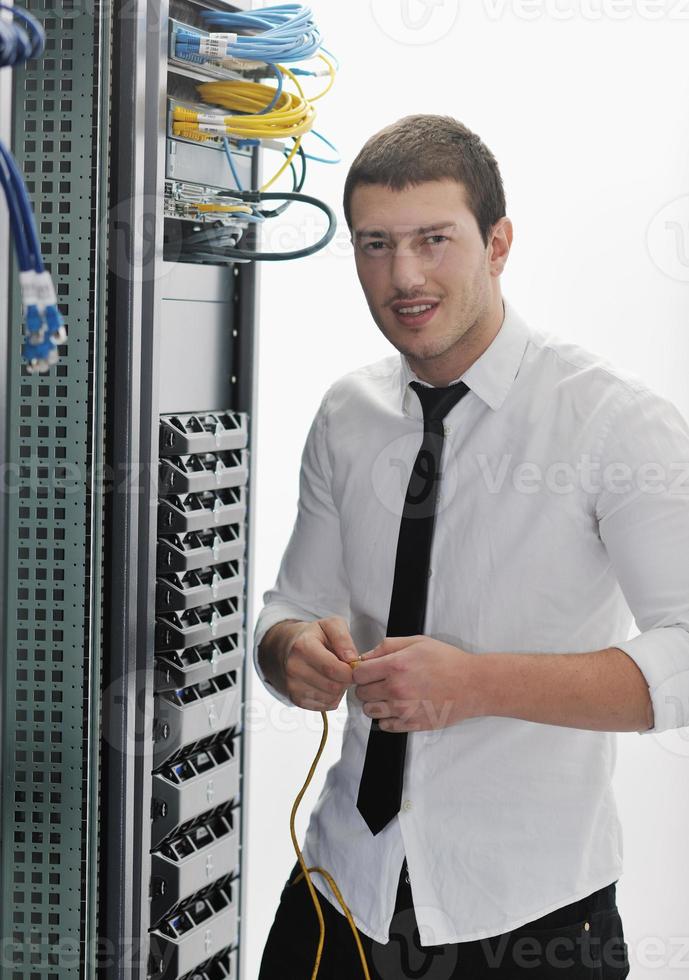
[409,379,470,423]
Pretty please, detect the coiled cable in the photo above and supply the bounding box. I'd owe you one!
[175,189,335,263]
[196,4,321,64]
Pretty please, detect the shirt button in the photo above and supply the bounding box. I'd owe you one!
[443,423,451,435]
[402,800,413,812]
[427,567,433,578]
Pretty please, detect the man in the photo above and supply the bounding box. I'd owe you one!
[254,114,689,978]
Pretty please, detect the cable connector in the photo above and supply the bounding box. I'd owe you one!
[237,190,261,204]
[19,270,67,373]
[291,67,333,78]
[198,32,238,57]
[175,30,239,59]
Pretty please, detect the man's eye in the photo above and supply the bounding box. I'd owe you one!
[425,235,448,245]
[363,241,388,251]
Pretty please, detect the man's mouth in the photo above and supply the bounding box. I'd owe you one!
[391,300,441,327]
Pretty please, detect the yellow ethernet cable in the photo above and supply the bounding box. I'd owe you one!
[289,659,372,980]
[304,51,336,102]
[172,57,335,191]
[194,203,253,213]
[175,76,314,140]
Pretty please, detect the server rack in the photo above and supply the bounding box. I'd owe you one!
[0,2,261,978]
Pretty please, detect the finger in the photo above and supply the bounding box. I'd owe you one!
[350,655,393,684]
[286,667,347,711]
[319,616,360,664]
[286,640,351,696]
[293,660,348,701]
[361,699,396,720]
[296,629,358,686]
[354,680,388,702]
[359,635,421,662]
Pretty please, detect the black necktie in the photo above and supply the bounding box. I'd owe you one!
[356,378,471,836]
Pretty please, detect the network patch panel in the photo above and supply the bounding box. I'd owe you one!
[1,0,336,975]
[150,407,248,976]
[151,738,241,851]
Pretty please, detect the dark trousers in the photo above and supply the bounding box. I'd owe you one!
[258,857,630,979]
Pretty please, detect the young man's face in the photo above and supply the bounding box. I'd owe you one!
[349,178,511,382]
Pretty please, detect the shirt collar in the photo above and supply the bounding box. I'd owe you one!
[399,296,531,417]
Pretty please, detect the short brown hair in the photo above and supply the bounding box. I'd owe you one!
[343,114,506,248]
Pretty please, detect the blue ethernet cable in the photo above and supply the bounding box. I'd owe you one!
[186,4,321,64]
[299,129,340,165]
[0,151,30,270]
[0,145,66,371]
[258,62,283,114]
[222,137,245,193]
[0,141,43,271]
[0,2,44,66]
[0,3,66,372]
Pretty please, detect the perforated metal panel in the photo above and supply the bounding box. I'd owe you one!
[0,2,111,976]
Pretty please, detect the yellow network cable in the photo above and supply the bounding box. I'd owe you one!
[194,203,253,213]
[173,73,313,141]
[304,51,337,102]
[289,656,372,980]
[172,53,336,191]
[258,54,336,189]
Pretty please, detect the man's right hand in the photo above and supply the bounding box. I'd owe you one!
[259,616,360,710]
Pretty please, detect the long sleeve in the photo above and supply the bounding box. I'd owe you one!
[252,385,352,706]
[595,383,689,734]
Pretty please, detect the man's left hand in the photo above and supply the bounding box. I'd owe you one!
[350,635,485,732]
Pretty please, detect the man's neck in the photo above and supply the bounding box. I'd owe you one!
[408,297,505,387]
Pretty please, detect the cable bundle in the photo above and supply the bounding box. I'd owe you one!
[0,4,66,373]
[172,190,335,263]
[179,4,321,65]
[173,52,335,190]
[169,3,338,262]
[173,77,316,144]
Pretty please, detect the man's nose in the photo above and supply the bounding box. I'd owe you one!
[390,248,426,293]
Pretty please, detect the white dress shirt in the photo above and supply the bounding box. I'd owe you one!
[252,296,689,945]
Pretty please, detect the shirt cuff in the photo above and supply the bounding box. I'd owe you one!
[252,604,318,708]
[614,626,689,733]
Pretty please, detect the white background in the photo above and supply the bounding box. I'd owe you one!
[244,2,689,977]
